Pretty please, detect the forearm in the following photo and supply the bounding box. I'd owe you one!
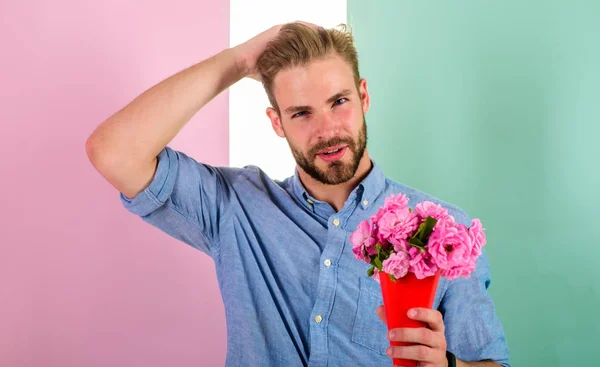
[86,47,246,197]
[89,47,244,163]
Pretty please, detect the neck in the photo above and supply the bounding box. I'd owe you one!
[297,150,373,212]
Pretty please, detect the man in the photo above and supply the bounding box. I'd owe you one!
[86,22,510,367]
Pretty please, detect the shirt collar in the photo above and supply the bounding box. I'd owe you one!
[357,160,386,209]
[290,160,386,214]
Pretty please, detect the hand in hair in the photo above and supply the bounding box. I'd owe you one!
[233,21,320,82]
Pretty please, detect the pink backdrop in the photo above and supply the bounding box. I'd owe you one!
[0,1,229,366]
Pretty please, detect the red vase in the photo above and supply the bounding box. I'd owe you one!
[379,271,442,367]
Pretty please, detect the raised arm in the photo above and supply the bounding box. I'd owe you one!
[85,25,282,198]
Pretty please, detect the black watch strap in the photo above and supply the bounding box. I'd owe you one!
[446,350,457,367]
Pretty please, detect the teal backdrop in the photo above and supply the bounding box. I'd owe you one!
[347,1,600,366]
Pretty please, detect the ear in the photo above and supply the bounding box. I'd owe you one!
[358,78,370,114]
[266,107,286,138]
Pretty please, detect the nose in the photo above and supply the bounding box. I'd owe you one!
[314,112,341,141]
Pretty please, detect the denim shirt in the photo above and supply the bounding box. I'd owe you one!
[120,147,510,367]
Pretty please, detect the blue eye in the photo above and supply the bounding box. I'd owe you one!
[334,98,348,105]
[292,111,309,118]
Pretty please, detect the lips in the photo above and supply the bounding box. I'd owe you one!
[317,145,346,154]
[316,145,347,163]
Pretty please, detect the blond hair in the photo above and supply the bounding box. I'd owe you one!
[257,22,360,114]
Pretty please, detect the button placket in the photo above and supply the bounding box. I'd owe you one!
[309,215,347,364]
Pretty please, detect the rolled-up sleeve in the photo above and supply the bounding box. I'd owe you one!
[120,147,232,258]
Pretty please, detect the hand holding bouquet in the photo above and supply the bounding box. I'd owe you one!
[350,193,488,366]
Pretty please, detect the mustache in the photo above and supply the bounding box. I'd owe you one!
[309,137,355,156]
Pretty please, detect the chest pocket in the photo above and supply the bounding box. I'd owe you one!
[351,276,389,356]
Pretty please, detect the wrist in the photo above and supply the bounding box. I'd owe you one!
[227,46,251,79]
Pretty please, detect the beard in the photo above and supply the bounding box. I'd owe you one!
[288,118,368,185]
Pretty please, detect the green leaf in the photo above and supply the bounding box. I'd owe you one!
[409,236,425,248]
[374,256,383,270]
[412,223,424,239]
[367,266,374,277]
[389,274,397,282]
[420,216,437,242]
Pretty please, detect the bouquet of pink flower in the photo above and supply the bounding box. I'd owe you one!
[351,193,486,282]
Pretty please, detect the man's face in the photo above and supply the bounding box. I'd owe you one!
[267,54,370,185]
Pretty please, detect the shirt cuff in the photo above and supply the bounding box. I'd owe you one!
[119,147,179,217]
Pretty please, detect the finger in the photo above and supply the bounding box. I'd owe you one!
[408,308,445,332]
[386,344,437,363]
[376,305,387,324]
[387,327,442,349]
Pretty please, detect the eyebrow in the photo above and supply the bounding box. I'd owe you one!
[326,89,353,104]
[284,89,353,115]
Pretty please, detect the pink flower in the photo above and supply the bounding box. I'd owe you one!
[441,219,486,280]
[414,201,454,224]
[384,192,410,209]
[376,206,419,245]
[468,219,486,259]
[427,223,472,270]
[370,193,410,225]
[442,260,476,280]
[350,192,488,282]
[409,246,439,279]
[433,217,458,232]
[382,251,411,279]
[350,219,377,263]
[389,236,409,253]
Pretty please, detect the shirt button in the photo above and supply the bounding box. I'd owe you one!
[324,259,332,267]
[314,315,323,323]
[362,199,369,206]
[332,218,341,226]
